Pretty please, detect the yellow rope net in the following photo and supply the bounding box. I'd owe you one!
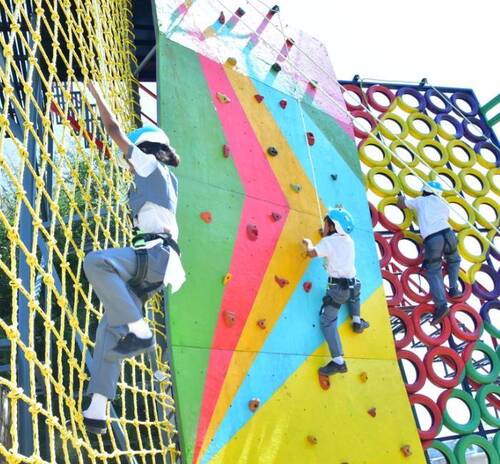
[0,0,179,462]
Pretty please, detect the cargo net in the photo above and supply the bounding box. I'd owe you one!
[0,0,179,463]
[341,81,499,462]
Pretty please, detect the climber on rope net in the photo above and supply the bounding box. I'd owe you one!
[82,82,185,434]
[302,207,369,377]
[397,180,462,326]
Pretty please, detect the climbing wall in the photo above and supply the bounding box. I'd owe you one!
[156,1,426,462]
[342,81,499,462]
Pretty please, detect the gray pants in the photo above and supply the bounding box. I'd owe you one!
[320,279,361,358]
[83,245,169,399]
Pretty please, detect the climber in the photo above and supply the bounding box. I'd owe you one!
[302,207,369,377]
[397,181,462,325]
[82,81,185,434]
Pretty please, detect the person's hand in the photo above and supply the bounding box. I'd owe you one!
[302,238,313,250]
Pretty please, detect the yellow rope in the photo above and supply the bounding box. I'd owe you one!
[0,0,179,462]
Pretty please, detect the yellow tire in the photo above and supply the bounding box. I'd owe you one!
[446,140,477,168]
[458,168,490,197]
[447,196,476,232]
[367,167,401,197]
[487,168,500,195]
[407,112,438,140]
[358,139,391,167]
[398,167,428,197]
[457,229,489,263]
[379,112,409,141]
[417,139,449,167]
[432,167,462,198]
[395,95,420,114]
[473,197,500,230]
[389,141,419,168]
[377,196,414,230]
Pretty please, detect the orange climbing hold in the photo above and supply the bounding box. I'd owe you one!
[222,144,230,158]
[274,276,289,288]
[248,398,260,412]
[223,273,232,285]
[257,319,266,329]
[223,310,236,327]
[225,57,237,67]
[360,372,368,383]
[400,445,412,457]
[254,94,264,103]
[200,211,212,223]
[306,435,318,445]
[318,372,330,390]
[368,407,377,417]
[303,282,312,292]
[247,224,259,241]
[216,92,231,103]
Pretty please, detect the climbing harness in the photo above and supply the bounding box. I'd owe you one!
[421,228,458,268]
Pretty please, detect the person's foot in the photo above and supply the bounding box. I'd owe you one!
[83,416,107,435]
[105,333,155,362]
[352,319,370,334]
[431,305,449,326]
[448,286,464,299]
[318,361,348,376]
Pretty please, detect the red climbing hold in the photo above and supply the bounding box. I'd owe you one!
[368,407,377,417]
[303,282,312,293]
[306,132,315,146]
[275,276,289,288]
[308,79,318,89]
[246,224,259,241]
[257,319,266,329]
[218,11,225,24]
[248,398,260,412]
[318,372,330,390]
[223,310,236,327]
[200,211,212,223]
[279,99,287,109]
[285,37,295,48]
[222,144,230,158]
[254,94,264,103]
[236,7,245,17]
[271,212,282,222]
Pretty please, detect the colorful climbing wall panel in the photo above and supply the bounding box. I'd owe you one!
[155,1,425,462]
[341,80,499,462]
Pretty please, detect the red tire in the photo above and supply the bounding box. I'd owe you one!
[424,346,465,389]
[409,394,442,441]
[375,232,392,268]
[390,231,423,267]
[351,110,377,139]
[449,303,483,341]
[378,207,402,233]
[342,84,366,111]
[366,84,395,112]
[382,270,403,306]
[413,304,452,346]
[401,266,432,303]
[390,307,414,349]
[397,350,427,393]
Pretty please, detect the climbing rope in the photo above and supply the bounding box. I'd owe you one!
[0,0,179,462]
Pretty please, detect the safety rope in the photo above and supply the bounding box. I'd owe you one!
[212,0,499,250]
[0,0,179,462]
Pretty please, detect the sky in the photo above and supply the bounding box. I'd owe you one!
[280,0,499,105]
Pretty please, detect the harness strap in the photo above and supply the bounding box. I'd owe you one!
[128,248,148,287]
[132,232,181,256]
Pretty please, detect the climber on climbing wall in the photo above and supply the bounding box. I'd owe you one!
[397,181,462,325]
[302,207,369,377]
[82,81,185,434]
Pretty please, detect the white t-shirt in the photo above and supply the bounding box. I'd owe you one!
[314,233,356,279]
[406,195,450,239]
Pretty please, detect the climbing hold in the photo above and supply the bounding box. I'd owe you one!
[200,211,212,223]
[254,94,264,103]
[279,99,287,109]
[271,212,282,222]
[318,372,330,390]
[303,282,312,292]
[248,398,260,412]
[285,37,295,48]
[270,5,280,14]
[306,132,315,146]
[222,144,230,158]
[309,79,319,89]
[218,11,225,24]
[223,273,232,285]
[246,224,259,241]
[267,146,278,156]
[225,57,237,67]
[330,174,338,181]
[306,435,317,445]
[271,63,282,73]
[257,319,266,330]
[290,183,302,193]
[400,445,412,457]
[274,275,289,288]
[216,92,231,104]
[223,310,236,327]
[236,7,245,17]
[368,407,377,417]
[360,372,368,383]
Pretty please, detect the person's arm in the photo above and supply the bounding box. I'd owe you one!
[87,82,132,156]
[302,238,318,258]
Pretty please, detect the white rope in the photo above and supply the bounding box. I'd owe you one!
[213,0,499,248]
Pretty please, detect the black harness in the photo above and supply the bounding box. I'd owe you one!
[422,227,458,267]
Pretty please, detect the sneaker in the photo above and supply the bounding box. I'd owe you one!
[105,333,155,362]
[83,416,107,435]
[352,319,370,334]
[431,305,449,326]
[448,286,464,299]
[318,361,348,376]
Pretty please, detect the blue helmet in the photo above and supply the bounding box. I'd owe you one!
[128,125,170,146]
[325,207,354,235]
[422,180,444,196]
